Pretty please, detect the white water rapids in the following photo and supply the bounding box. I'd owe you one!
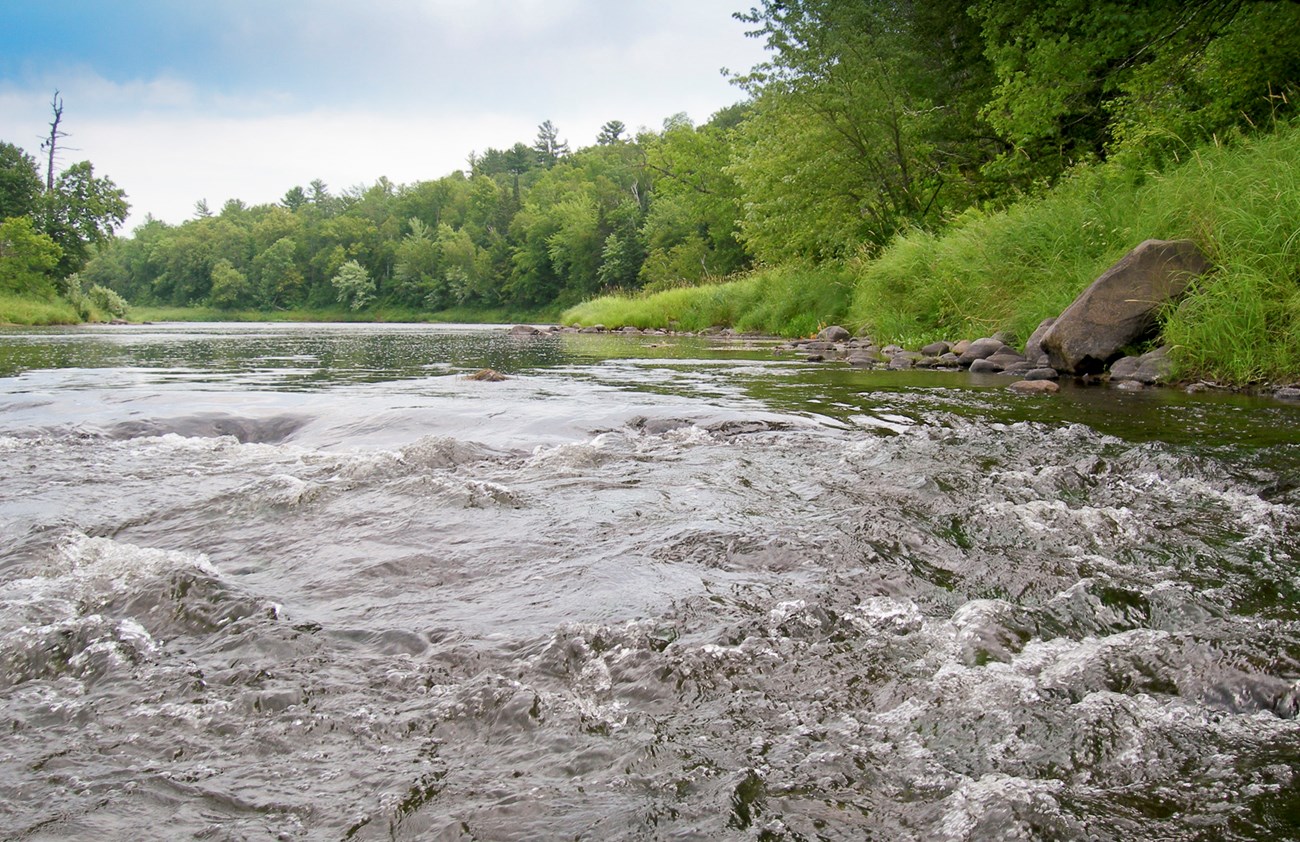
[0,323,1297,840]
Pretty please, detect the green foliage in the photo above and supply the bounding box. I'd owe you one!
[732,0,996,258]
[533,120,570,168]
[0,216,62,297]
[972,0,1300,183]
[331,259,375,310]
[87,283,127,318]
[40,160,129,275]
[848,165,1149,346]
[209,259,251,310]
[1156,129,1300,381]
[254,237,304,308]
[640,111,747,284]
[0,143,43,220]
[597,120,627,145]
[0,138,129,318]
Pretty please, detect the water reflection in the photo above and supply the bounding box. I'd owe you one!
[0,322,1296,450]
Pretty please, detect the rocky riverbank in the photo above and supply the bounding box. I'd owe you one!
[547,238,1300,402]
[514,320,1300,401]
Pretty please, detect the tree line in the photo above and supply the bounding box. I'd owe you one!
[6,1,1299,318]
[71,111,752,314]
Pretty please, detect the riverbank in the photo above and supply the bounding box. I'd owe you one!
[0,293,92,327]
[124,304,565,325]
[564,122,1300,387]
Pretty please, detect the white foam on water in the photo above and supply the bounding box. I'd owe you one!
[936,773,1066,841]
[2,533,218,617]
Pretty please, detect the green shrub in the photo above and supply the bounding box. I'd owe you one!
[88,284,128,318]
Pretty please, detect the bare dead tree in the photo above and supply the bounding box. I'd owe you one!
[40,90,68,190]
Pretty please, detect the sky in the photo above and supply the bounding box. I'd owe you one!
[0,0,769,230]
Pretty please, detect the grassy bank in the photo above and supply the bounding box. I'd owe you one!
[563,264,857,338]
[128,303,564,325]
[0,294,95,326]
[565,123,1300,383]
[850,124,1300,382]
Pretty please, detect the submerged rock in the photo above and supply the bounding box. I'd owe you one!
[1042,239,1209,374]
[1008,379,1059,394]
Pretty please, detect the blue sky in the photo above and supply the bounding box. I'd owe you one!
[0,1,768,228]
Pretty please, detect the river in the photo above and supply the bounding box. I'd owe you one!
[0,322,1297,840]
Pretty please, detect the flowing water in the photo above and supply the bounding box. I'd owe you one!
[0,322,1298,841]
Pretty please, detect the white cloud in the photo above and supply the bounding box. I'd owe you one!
[0,1,769,230]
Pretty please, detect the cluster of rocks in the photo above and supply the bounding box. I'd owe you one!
[509,323,678,337]
[783,329,1058,391]
[782,319,1185,396]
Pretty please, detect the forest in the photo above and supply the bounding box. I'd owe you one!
[3,1,1300,378]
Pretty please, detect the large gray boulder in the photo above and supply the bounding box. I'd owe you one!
[1041,240,1209,374]
[1023,317,1056,366]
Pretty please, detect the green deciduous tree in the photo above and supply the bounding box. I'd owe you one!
[640,111,748,284]
[254,237,304,308]
[209,259,251,309]
[732,0,995,258]
[0,216,61,297]
[0,143,44,220]
[393,218,445,307]
[39,160,129,275]
[972,0,1300,181]
[331,259,374,310]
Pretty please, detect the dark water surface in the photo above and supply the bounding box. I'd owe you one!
[1,322,1298,840]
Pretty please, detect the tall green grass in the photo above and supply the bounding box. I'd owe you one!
[0,294,85,326]
[563,264,856,337]
[847,166,1157,347]
[1156,139,1300,382]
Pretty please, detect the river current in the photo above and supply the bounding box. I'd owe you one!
[0,322,1297,841]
